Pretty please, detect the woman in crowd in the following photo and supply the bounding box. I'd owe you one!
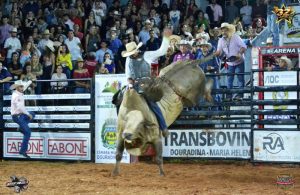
[102,52,115,74]
[20,62,37,106]
[20,41,41,67]
[56,44,72,79]
[31,53,43,94]
[73,58,91,93]
[84,11,96,35]
[85,25,101,53]
[50,64,68,93]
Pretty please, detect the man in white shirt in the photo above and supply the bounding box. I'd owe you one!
[10,80,35,158]
[64,30,83,69]
[37,29,54,55]
[208,0,223,28]
[4,28,21,65]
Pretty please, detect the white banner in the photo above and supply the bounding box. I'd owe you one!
[3,106,91,112]
[95,74,130,163]
[4,114,91,120]
[162,129,251,159]
[5,123,90,129]
[283,6,300,44]
[3,94,90,100]
[253,131,300,162]
[3,132,91,160]
[263,71,297,128]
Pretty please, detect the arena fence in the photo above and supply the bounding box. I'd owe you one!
[0,78,94,161]
[1,69,299,163]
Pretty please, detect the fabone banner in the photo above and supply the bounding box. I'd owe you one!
[253,131,300,162]
[3,132,91,160]
[95,74,130,163]
[283,6,300,44]
[263,71,297,128]
[162,129,251,159]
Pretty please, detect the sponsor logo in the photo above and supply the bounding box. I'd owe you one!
[263,133,285,154]
[101,118,117,149]
[48,139,88,156]
[6,138,44,155]
[102,81,122,93]
[276,174,294,189]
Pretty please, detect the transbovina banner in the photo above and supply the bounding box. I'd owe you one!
[253,131,300,162]
[162,129,251,158]
[95,74,130,163]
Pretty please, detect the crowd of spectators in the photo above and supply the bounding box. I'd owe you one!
[0,0,282,100]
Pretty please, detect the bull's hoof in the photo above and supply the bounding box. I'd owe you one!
[159,171,165,177]
[111,169,120,177]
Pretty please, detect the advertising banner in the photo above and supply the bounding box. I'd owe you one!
[283,6,300,44]
[253,131,300,162]
[162,129,251,159]
[95,74,130,163]
[263,71,297,128]
[3,132,91,160]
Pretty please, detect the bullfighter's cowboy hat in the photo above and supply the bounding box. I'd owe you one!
[10,80,32,91]
[220,22,236,35]
[121,42,143,57]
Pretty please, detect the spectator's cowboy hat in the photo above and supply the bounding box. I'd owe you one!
[110,26,117,32]
[280,56,292,68]
[121,42,143,57]
[10,27,18,33]
[10,80,32,91]
[266,37,273,45]
[177,39,193,49]
[144,19,152,25]
[113,10,121,16]
[220,23,236,34]
[77,57,84,62]
[53,41,62,47]
[46,41,55,52]
[126,28,133,34]
[169,35,181,44]
[43,29,51,35]
[209,27,222,37]
[195,33,210,41]
[198,39,212,50]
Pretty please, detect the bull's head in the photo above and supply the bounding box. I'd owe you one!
[122,110,147,155]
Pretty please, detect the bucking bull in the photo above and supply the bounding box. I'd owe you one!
[112,58,213,176]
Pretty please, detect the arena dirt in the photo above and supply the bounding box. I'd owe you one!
[0,161,299,194]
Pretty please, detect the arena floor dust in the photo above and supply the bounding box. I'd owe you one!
[0,160,299,194]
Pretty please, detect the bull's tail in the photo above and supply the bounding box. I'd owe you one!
[204,78,213,102]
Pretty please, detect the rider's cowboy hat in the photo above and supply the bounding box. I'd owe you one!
[121,42,143,57]
[220,23,236,34]
[10,80,32,91]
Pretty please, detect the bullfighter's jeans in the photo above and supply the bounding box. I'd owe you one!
[227,62,245,98]
[12,112,35,154]
[147,100,168,131]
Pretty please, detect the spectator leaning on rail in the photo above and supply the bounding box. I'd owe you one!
[10,80,35,158]
[214,23,247,101]
[121,28,173,137]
